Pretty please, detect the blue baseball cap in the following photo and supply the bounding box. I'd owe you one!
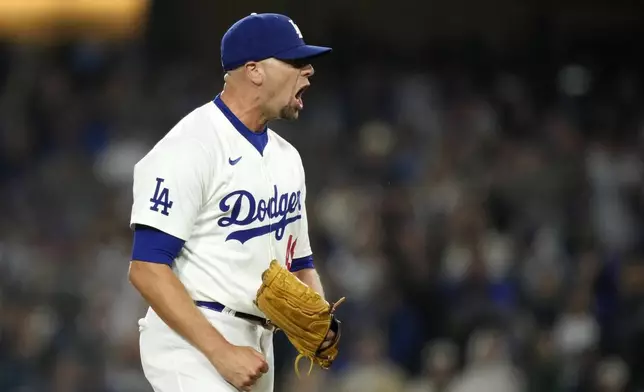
[221,13,332,71]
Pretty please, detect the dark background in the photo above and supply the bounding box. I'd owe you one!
[1,0,644,391]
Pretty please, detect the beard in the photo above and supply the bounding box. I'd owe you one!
[278,104,300,120]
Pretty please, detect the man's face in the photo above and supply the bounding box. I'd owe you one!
[261,58,314,120]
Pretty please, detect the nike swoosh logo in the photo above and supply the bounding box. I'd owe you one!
[228,156,242,165]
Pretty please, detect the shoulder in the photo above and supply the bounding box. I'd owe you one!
[268,128,304,169]
[170,101,224,152]
[135,102,221,173]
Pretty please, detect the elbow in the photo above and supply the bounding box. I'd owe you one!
[129,260,172,290]
[128,260,143,289]
[128,260,156,291]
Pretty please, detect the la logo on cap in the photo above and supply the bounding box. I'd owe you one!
[288,19,303,39]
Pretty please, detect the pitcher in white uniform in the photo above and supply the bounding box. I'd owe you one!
[127,13,333,392]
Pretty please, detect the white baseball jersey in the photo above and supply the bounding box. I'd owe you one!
[130,96,312,318]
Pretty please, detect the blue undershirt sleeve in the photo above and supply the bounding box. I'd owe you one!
[290,255,315,272]
[131,225,185,266]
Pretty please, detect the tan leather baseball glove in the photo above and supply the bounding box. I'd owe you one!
[255,260,345,377]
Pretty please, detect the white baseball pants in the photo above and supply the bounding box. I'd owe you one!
[138,306,275,392]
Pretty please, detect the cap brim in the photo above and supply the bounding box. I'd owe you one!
[274,45,332,62]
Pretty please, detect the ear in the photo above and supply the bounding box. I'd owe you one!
[245,62,264,86]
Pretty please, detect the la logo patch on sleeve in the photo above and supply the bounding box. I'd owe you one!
[149,177,174,216]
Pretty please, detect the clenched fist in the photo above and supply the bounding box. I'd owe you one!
[210,344,269,391]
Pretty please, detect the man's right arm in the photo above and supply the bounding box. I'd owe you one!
[128,260,230,360]
[128,138,267,390]
[128,226,268,390]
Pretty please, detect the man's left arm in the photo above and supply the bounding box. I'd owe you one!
[292,265,336,349]
[290,180,337,347]
[293,267,325,298]
[290,179,325,297]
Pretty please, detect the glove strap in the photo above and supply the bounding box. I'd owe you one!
[294,354,315,379]
[330,297,346,313]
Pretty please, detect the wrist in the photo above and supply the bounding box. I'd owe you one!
[203,333,232,360]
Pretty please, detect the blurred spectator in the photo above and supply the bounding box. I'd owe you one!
[335,329,407,392]
[405,339,459,392]
[448,329,525,392]
[552,285,600,389]
[594,356,629,392]
[526,330,564,392]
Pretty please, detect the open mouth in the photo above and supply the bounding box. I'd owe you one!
[295,85,308,108]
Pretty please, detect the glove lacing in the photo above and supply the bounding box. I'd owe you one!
[293,297,346,378]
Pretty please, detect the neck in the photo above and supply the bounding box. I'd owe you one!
[219,86,269,133]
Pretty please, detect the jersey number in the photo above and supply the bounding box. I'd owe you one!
[150,177,174,216]
[285,234,298,270]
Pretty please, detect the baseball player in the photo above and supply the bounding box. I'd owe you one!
[128,13,336,392]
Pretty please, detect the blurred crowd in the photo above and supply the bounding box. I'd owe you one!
[1,26,644,392]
